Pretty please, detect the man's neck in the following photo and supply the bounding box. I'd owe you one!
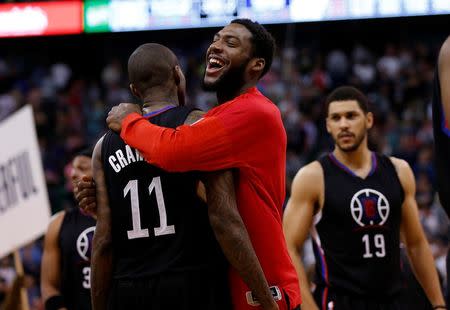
[141,94,178,114]
[216,81,257,104]
[332,143,372,170]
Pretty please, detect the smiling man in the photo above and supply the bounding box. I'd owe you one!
[104,19,301,310]
[283,86,445,310]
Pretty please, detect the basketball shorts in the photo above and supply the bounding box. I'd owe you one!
[108,269,231,310]
[313,286,402,310]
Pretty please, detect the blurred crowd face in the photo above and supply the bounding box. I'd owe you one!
[203,23,252,91]
[70,155,92,188]
[326,100,373,152]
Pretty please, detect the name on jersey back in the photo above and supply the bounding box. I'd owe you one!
[108,144,145,173]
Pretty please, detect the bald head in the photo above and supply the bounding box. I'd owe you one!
[128,43,179,98]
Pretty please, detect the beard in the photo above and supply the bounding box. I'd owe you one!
[335,131,367,152]
[202,58,250,92]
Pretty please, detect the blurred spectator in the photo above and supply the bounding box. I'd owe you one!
[0,27,448,308]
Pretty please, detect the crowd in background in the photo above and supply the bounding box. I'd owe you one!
[0,32,449,309]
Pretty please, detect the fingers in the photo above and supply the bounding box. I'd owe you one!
[81,175,94,182]
[75,183,95,199]
[80,196,96,206]
[79,203,97,219]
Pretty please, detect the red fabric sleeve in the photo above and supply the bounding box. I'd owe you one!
[120,113,236,172]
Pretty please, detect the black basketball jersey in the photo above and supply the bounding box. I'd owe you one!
[101,106,227,280]
[314,153,404,297]
[432,72,450,217]
[59,207,96,310]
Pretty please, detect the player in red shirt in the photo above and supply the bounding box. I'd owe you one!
[106,19,301,310]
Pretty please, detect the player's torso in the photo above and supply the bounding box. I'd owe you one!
[102,106,226,280]
[314,153,404,296]
[211,92,300,308]
[59,208,96,310]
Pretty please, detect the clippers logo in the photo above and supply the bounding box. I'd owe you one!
[350,189,389,227]
[76,226,95,261]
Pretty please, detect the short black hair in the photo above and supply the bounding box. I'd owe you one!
[325,86,369,115]
[230,18,276,78]
[128,43,178,95]
[75,147,93,159]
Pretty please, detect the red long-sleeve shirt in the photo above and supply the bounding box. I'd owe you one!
[121,87,301,310]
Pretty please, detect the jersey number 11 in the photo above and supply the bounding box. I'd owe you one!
[124,177,175,240]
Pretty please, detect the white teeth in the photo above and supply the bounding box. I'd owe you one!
[209,58,224,67]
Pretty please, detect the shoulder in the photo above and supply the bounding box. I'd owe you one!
[438,36,450,66]
[93,135,105,160]
[45,211,66,239]
[389,156,411,175]
[291,161,323,196]
[389,156,415,193]
[185,109,206,125]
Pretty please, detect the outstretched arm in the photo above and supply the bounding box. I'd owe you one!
[392,158,446,309]
[107,101,268,173]
[204,170,278,310]
[91,137,113,310]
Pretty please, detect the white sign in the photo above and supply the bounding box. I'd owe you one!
[0,6,48,36]
[0,105,51,258]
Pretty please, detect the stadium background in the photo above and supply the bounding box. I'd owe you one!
[0,0,449,308]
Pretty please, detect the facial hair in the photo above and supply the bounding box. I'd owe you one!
[202,57,250,93]
[335,130,367,152]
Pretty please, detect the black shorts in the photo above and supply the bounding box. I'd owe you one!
[108,270,231,310]
[313,287,401,310]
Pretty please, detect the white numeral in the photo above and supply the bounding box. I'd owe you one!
[124,177,175,240]
[149,177,175,236]
[374,234,386,257]
[82,267,90,289]
[124,180,149,239]
[362,234,386,258]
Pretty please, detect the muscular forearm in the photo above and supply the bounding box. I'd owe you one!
[208,210,276,309]
[91,239,113,310]
[205,171,276,310]
[407,240,445,307]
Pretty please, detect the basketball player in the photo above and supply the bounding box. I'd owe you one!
[91,43,277,310]
[105,19,301,310]
[433,36,450,307]
[283,86,445,310]
[41,149,96,310]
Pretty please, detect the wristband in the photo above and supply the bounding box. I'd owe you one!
[433,305,447,310]
[45,295,66,310]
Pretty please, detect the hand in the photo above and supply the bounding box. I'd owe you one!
[106,103,142,133]
[75,175,97,219]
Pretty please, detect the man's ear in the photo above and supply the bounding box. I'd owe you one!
[249,58,266,77]
[174,66,183,85]
[129,83,140,99]
[174,66,186,106]
[366,111,374,129]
